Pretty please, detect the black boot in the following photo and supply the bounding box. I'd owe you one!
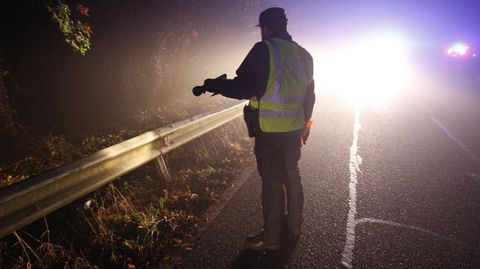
[245,232,281,251]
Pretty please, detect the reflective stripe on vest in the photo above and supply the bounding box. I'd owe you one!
[249,38,313,132]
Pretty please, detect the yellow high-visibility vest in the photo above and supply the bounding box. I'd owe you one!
[249,38,313,132]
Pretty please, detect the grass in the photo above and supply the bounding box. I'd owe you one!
[0,119,254,268]
[0,129,139,189]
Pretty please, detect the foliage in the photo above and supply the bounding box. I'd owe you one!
[47,1,92,55]
[0,53,26,149]
[0,120,254,268]
[0,0,261,265]
[0,130,138,188]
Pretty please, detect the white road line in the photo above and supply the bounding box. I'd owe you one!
[341,111,362,269]
[340,112,479,269]
[431,117,480,163]
[356,218,475,250]
[431,117,480,186]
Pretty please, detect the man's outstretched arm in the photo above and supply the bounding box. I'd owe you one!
[203,42,269,100]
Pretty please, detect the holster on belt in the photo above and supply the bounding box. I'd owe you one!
[243,105,259,137]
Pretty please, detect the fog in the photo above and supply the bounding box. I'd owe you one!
[2,0,480,134]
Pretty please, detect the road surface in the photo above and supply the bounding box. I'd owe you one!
[179,83,480,269]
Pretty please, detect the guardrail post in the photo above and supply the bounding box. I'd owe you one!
[155,155,172,182]
[0,102,246,239]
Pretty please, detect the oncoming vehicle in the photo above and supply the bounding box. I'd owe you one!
[444,42,480,84]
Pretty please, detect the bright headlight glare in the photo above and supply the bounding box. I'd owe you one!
[315,35,411,109]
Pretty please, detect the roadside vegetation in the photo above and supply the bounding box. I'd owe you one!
[0,1,259,267]
[0,118,254,268]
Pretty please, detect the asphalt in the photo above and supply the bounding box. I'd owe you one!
[178,86,480,269]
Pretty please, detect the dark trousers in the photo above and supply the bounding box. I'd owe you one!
[254,130,304,241]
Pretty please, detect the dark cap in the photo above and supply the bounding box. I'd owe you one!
[257,7,287,28]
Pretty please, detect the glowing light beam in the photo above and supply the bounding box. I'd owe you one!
[447,42,469,57]
[315,34,412,109]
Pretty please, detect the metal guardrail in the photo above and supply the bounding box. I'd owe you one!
[0,102,246,239]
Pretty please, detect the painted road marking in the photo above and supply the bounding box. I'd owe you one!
[356,218,475,250]
[340,112,476,269]
[431,117,480,186]
[341,110,362,269]
[431,117,480,163]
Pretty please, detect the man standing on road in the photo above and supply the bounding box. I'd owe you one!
[195,7,315,251]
